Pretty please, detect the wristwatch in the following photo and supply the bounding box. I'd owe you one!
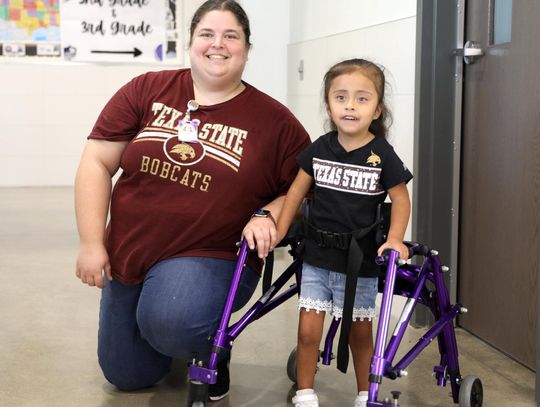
[252,209,276,225]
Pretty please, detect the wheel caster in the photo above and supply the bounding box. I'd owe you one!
[287,347,297,383]
[187,380,208,407]
[459,375,483,407]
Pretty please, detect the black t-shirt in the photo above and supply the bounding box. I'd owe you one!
[298,131,413,277]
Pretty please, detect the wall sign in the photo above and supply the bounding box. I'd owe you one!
[0,0,61,57]
[0,0,180,63]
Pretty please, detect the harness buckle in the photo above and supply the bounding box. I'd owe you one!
[320,231,349,250]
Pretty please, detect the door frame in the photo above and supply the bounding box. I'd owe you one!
[412,0,464,324]
[414,0,538,399]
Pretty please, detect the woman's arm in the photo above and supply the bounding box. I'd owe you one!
[75,139,128,288]
[242,169,312,259]
[377,182,411,259]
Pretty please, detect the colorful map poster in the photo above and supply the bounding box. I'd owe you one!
[0,0,180,62]
[0,0,61,56]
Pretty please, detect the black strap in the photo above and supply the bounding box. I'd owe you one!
[261,222,304,295]
[302,221,351,249]
[262,251,274,294]
[301,202,390,372]
[302,218,379,373]
[337,234,366,373]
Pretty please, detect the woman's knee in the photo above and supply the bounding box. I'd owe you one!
[101,368,167,391]
[98,347,171,391]
[136,256,258,358]
[98,279,171,390]
[137,298,215,358]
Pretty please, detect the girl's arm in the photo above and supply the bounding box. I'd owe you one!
[377,182,411,259]
[276,169,313,244]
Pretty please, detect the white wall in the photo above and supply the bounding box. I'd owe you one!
[0,62,162,186]
[240,0,289,105]
[0,0,289,186]
[287,0,417,239]
[0,1,415,187]
[289,0,416,43]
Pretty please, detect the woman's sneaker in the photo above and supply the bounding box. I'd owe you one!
[354,391,368,407]
[208,358,230,401]
[292,389,319,407]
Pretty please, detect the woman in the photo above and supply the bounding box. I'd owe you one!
[74,0,310,400]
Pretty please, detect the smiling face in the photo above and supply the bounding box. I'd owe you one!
[327,70,382,140]
[189,10,249,88]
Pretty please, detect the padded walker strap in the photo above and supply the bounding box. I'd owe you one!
[302,211,385,373]
[336,218,382,373]
[262,251,274,294]
[337,235,363,373]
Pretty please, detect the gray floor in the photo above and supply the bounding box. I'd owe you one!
[0,187,535,407]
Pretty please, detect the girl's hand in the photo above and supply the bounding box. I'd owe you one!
[377,239,409,260]
[76,243,112,289]
[242,216,277,259]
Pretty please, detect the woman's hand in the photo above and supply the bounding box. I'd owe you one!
[74,140,126,289]
[377,238,409,261]
[242,216,277,259]
[76,243,112,289]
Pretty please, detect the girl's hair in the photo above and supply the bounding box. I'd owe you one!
[189,0,251,47]
[323,58,392,138]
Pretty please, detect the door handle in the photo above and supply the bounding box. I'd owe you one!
[453,40,484,64]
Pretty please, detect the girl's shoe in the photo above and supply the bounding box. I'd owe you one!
[292,389,319,407]
[354,391,368,407]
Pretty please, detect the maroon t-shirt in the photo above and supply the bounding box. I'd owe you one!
[89,68,310,284]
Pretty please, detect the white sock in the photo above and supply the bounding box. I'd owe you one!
[357,391,368,401]
[296,388,315,396]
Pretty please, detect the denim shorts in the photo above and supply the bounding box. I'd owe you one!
[298,262,378,321]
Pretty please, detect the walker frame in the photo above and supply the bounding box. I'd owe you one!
[186,239,483,407]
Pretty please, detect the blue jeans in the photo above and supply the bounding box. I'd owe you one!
[98,256,259,391]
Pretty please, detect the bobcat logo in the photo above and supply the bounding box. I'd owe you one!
[366,151,381,167]
[170,142,196,161]
[163,136,205,166]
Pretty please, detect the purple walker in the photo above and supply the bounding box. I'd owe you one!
[186,239,483,407]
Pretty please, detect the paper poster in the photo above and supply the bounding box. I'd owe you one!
[61,0,166,63]
[0,0,61,57]
[0,0,179,62]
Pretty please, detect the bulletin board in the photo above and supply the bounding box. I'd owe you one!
[0,0,181,63]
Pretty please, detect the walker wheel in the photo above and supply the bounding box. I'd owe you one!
[287,347,297,383]
[459,375,483,407]
[187,380,208,407]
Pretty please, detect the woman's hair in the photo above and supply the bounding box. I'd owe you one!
[189,0,251,47]
[323,58,392,138]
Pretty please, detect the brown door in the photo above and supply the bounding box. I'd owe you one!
[458,0,540,369]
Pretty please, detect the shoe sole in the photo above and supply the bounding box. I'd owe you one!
[208,391,229,402]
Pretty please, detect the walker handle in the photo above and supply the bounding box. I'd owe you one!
[375,249,403,266]
[405,241,431,257]
[375,243,429,266]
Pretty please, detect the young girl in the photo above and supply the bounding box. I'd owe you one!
[276,59,412,407]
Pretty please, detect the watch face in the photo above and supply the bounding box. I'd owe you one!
[254,209,270,216]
